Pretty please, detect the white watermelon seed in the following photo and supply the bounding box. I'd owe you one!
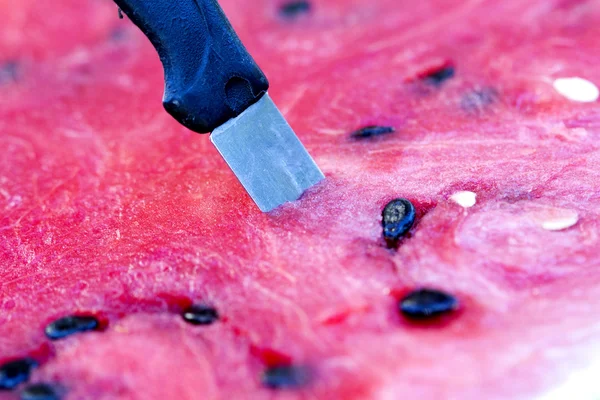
[450,191,477,208]
[553,77,599,103]
[540,212,579,231]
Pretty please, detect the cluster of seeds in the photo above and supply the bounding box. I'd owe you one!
[381,198,459,320]
[0,306,220,398]
[0,194,460,397]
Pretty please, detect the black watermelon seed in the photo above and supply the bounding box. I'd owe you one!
[460,87,498,114]
[20,383,59,400]
[110,27,128,41]
[351,125,395,139]
[423,64,455,86]
[0,358,37,390]
[182,305,219,325]
[262,365,308,389]
[382,198,416,246]
[45,315,99,340]
[399,289,458,319]
[0,61,19,84]
[280,0,311,18]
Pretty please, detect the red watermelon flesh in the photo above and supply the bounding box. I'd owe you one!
[2,0,600,398]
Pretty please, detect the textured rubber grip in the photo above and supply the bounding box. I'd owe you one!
[113,0,270,133]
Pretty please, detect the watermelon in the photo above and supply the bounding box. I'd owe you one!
[2,0,600,398]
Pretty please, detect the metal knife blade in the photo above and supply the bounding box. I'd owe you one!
[210,94,324,212]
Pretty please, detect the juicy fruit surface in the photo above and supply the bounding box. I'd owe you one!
[2,0,600,398]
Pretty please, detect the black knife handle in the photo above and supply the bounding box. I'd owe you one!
[113,0,270,133]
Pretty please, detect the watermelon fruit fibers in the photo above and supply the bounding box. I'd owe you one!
[2,0,600,398]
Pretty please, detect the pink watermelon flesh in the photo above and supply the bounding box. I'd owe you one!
[2,0,600,398]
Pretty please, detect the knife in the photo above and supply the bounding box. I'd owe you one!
[112,0,324,212]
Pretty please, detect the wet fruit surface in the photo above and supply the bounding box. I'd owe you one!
[1,0,600,399]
